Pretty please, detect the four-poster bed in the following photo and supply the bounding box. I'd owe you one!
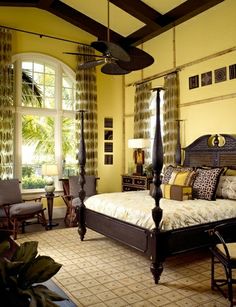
[76,90,236,284]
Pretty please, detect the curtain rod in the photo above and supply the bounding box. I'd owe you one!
[0,24,90,47]
[126,68,179,87]
[127,45,236,87]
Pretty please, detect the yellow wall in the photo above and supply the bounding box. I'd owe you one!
[0,6,124,194]
[124,0,236,169]
[2,0,236,196]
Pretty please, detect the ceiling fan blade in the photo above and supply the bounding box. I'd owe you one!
[79,59,106,69]
[91,41,130,62]
[117,46,154,71]
[101,62,130,75]
[64,52,105,59]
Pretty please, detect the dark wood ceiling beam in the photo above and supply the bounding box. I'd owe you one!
[110,0,163,29]
[37,0,54,10]
[125,0,224,46]
[0,0,36,6]
[48,0,125,43]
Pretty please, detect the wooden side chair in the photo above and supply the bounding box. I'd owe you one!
[0,179,47,239]
[62,175,98,227]
[209,222,236,307]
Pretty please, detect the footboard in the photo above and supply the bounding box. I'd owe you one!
[85,208,152,253]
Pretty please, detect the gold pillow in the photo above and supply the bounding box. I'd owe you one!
[224,168,236,176]
[161,184,193,201]
[168,170,196,186]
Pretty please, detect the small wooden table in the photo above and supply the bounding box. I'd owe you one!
[42,193,59,230]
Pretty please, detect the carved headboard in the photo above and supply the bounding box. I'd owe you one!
[183,134,236,167]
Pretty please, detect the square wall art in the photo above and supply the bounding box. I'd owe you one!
[189,75,199,89]
[201,71,212,86]
[214,67,226,83]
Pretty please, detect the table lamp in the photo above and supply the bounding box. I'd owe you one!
[128,138,150,175]
[42,164,58,194]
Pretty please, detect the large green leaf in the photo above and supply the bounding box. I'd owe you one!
[33,284,66,301]
[0,241,10,256]
[20,256,62,287]
[12,241,38,263]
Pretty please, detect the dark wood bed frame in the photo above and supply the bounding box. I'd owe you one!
[76,91,236,284]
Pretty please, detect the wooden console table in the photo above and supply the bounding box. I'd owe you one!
[122,174,153,191]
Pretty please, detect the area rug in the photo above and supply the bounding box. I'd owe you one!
[18,227,229,307]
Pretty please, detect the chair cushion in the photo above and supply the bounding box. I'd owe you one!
[0,179,22,205]
[72,196,89,208]
[9,202,43,217]
[216,243,236,260]
[69,176,96,198]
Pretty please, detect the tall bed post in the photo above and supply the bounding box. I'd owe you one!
[76,110,87,241]
[150,87,164,284]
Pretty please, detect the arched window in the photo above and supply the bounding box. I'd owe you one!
[13,53,77,191]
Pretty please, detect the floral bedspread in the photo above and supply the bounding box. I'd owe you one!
[85,190,236,231]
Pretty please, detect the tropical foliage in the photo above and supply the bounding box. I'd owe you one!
[0,235,65,307]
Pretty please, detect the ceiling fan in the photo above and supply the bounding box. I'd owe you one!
[64,0,154,75]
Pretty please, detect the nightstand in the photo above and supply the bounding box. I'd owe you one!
[121,174,153,191]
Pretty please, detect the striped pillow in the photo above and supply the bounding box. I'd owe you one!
[162,165,194,184]
[169,169,196,186]
[161,184,192,201]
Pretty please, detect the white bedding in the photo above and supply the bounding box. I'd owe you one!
[85,190,236,231]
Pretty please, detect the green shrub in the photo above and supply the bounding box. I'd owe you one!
[22,176,46,189]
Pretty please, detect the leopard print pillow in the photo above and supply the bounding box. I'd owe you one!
[193,168,223,200]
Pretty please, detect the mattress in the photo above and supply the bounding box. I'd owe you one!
[85,190,236,231]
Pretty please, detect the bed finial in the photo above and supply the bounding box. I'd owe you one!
[150,87,164,284]
[76,109,87,240]
[175,119,183,165]
[213,134,219,147]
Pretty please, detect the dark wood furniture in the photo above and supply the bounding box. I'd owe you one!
[76,91,236,284]
[122,174,153,191]
[208,222,236,307]
[41,194,59,230]
[60,177,99,226]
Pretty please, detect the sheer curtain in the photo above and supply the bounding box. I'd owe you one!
[75,45,98,175]
[163,72,180,165]
[0,28,13,178]
[133,82,152,163]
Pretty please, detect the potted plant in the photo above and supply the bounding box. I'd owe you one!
[0,231,66,307]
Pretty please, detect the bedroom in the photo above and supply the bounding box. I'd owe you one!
[0,0,236,305]
[0,0,235,199]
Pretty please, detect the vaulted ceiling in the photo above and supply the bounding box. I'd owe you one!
[0,0,224,46]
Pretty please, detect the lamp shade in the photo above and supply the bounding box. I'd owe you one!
[128,138,150,149]
[42,164,58,176]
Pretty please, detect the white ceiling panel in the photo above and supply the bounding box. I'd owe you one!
[61,0,144,37]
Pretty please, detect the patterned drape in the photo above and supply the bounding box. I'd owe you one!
[75,45,98,175]
[0,28,13,178]
[163,72,180,165]
[133,82,152,163]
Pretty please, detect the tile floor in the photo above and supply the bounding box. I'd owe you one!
[17,226,233,307]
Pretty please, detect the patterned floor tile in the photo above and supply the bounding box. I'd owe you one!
[18,227,232,307]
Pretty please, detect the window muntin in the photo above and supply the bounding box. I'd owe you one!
[22,60,56,109]
[15,54,76,191]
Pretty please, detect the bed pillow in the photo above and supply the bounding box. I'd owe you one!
[216,176,236,200]
[223,168,236,176]
[168,169,196,186]
[162,165,194,184]
[193,168,223,200]
[161,184,192,201]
